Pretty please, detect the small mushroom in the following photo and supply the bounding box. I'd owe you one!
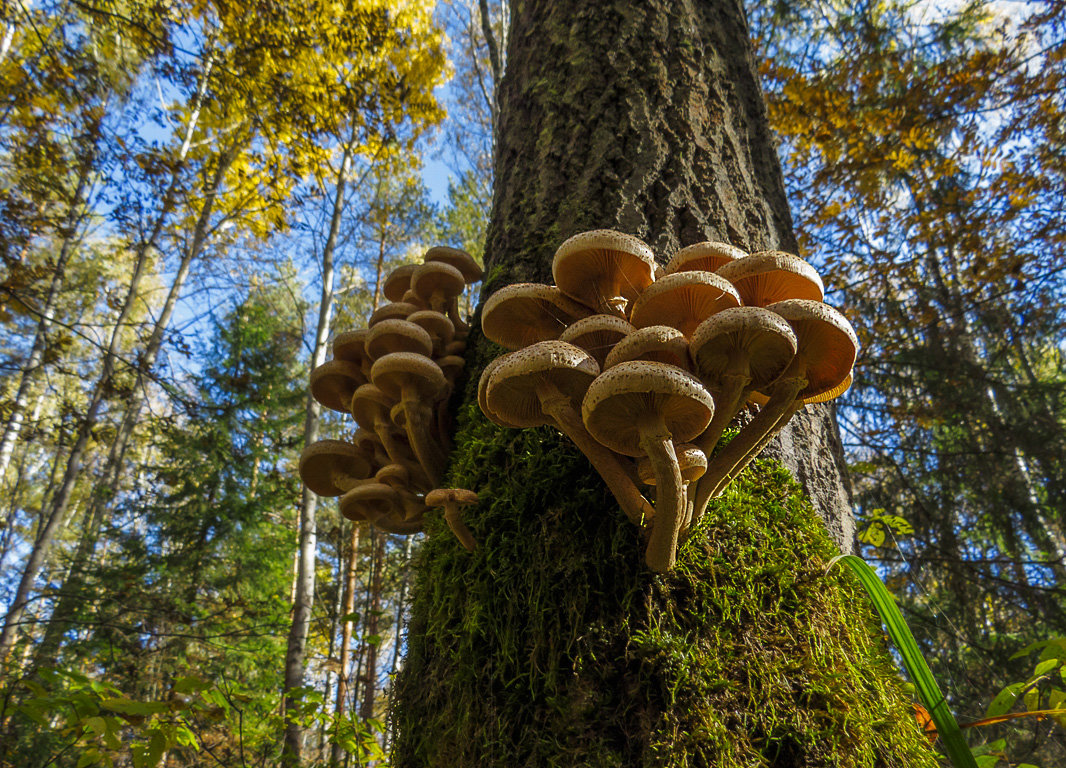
[716,251,824,307]
[332,329,370,380]
[425,488,479,551]
[368,301,420,326]
[424,246,484,284]
[350,383,415,467]
[383,264,418,303]
[339,482,424,534]
[628,270,741,338]
[410,261,468,331]
[481,283,591,350]
[582,361,715,572]
[558,315,635,369]
[407,309,455,356]
[376,464,429,518]
[309,360,366,413]
[365,318,434,361]
[299,440,374,496]
[552,230,657,317]
[664,241,748,275]
[603,325,691,371]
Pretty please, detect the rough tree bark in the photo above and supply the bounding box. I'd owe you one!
[390,2,932,766]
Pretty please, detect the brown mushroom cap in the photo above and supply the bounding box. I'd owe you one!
[411,261,466,310]
[481,283,591,350]
[436,354,465,382]
[629,270,741,338]
[350,383,395,430]
[690,306,797,391]
[558,315,635,368]
[716,251,824,307]
[484,341,600,428]
[425,488,479,508]
[299,440,374,496]
[477,355,526,428]
[338,482,402,522]
[444,339,467,357]
[375,463,410,488]
[665,241,748,275]
[365,319,434,361]
[582,361,714,456]
[310,360,366,413]
[552,230,656,317]
[370,352,448,402]
[332,330,368,366]
[767,299,858,399]
[425,246,483,284]
[603,325,691,371]
[637,443,707,484]
[407,310,455,350]
[383,264,418,303]
[352,428,388,464]
[369,301,419,326]
[401,289,429,311]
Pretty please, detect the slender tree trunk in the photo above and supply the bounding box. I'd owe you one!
[390,3,931,765]
[330,522,362,767]
[359,531,385,721]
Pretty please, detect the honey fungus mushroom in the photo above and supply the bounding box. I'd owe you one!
[716,251,824,307]
[559,315,635,368]
[664,241,747,275]
[629,271,741,338]
[483,341,653,525]
[425,488,479,551]
[481,283,591,350]
[582,361,714,572]
[299,440,374,496]
[339,482,424,535]
[552,230,656,317]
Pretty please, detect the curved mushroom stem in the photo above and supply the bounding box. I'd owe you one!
[537,383,654,527]
[375,418,413,467]
[695,372,750,463]
[331,472,364,494]
[400,387,448,486]
[446,296,469,335]
[640,417,685,572]
[441,501,478,551]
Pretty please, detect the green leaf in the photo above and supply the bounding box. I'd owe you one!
[366,633,383,647]
[858,523,886,547]
[830,555,978,768]
[173,676,210,694]
[101,697,168,716]
[985,683,1023,717]
[1033,658,1059,676]
[1048,688,1065,710]
[86,716,107,737]
[974,756,1001,768]
[339,612,360,623]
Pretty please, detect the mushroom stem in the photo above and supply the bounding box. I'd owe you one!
[537,386,653,526]
[695,372,750,466]
[375,420,411,467]
[640,417,685,572]
[400,388,448,486]
[446,296,469,334]
[442,501,478,551]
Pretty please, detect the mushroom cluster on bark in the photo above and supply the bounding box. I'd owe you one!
[299,246,483,547]
[478,230,857,572]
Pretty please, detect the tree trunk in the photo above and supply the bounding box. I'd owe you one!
[390,2,933,766]
[330,521,362,767]
[359,530,385,721]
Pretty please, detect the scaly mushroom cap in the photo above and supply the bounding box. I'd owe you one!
[338,482,402,522]
[401,289,429,311]
[383,264,418,303]
[425,246,483,284]
[665,241,748,275]
[637,443,707,484]
[603,325,691,371]
[375,463,410,488]
[309,360,365,413]
[436,355,465,382]
[365,319,434,361]
[407,310,455,350]
[716,251,824,307]
[768,299,858,399]
[332,329,368,366]
[559,315,635,368]
[299,440,373,497]
[690,307,797,391]
[485,341,600,428]
[425,488,479,508]
[582,361,715,456]
[481,283,591,350]
[411,261,466,310]
[552,230,657,317]
[369,301,419,326]
[350,383,396,431]
[371,352,448,402]
[477,355,525,428]
[629,270,741,338]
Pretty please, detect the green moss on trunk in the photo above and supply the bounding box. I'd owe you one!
[391,398,938,767]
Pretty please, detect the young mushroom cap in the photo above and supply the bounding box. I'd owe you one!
[481,283,591,350]
[425,246,484,284]
[637,443,707,484]
[716,251,824,307]
[407,309,455,351]
[309,360,366,413]
[299,439,374,497]
[411,261,466,311]
[352,428,389,466]
[350,383,397,431]
[477,355,526,428]
[665,241,748,275]
[370,352,448,402]
[425,487,480,551]
[558,314,635,368]
[332,329,368,365]
[436,355,465,382]
[690,307,798,392]
[629,270,741,338]
[401,289,429,310]
[364,319,434,361]
[552,230,657,317]
[603,325,691,371]
[383,264,418,303]
[484,341,600,428]
[338,482,402,522]
[444,339,466,356]
[369,301,420,326]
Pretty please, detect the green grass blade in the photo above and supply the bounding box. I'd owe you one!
[830,554,977,768]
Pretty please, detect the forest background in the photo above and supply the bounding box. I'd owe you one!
[0,0,1062,765]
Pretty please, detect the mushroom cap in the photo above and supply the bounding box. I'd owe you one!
[375,463,410,488]
[552,230,656,316]
[629,270,741,338]
[690,306,798,391]
[350,383,396,430]
[477,355,525,428]
[332,329,368,365]
[444,339,466,356]
[352,427,384,456]
[365,319,434,361]
[582,361,715,456]
[436,354,465,382]
[338,482,402,522]
[558,314,635,368]
[716,251,824,307]
[665,241,748,275]
[371,352,448,401]
[411,261,466,308]
[485,341,600,428]
[481,283,591,350]
[407,310,455,348]
[425,246,483,283]
[401,289,429,311]
[768,299,858,399]
[637,443,707,484]
[425,488,479,507]
[369,301,419,326]
[383,264,418,303]
[299,439,373,497]
[603,325,691,371]
[310,360,366,413]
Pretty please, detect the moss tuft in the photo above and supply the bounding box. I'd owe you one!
[391,400,938,767]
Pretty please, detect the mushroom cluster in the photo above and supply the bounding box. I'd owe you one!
[478,230,857,572]
[299,246,483,548]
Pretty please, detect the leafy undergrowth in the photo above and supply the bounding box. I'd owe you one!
[390,399,939,767]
